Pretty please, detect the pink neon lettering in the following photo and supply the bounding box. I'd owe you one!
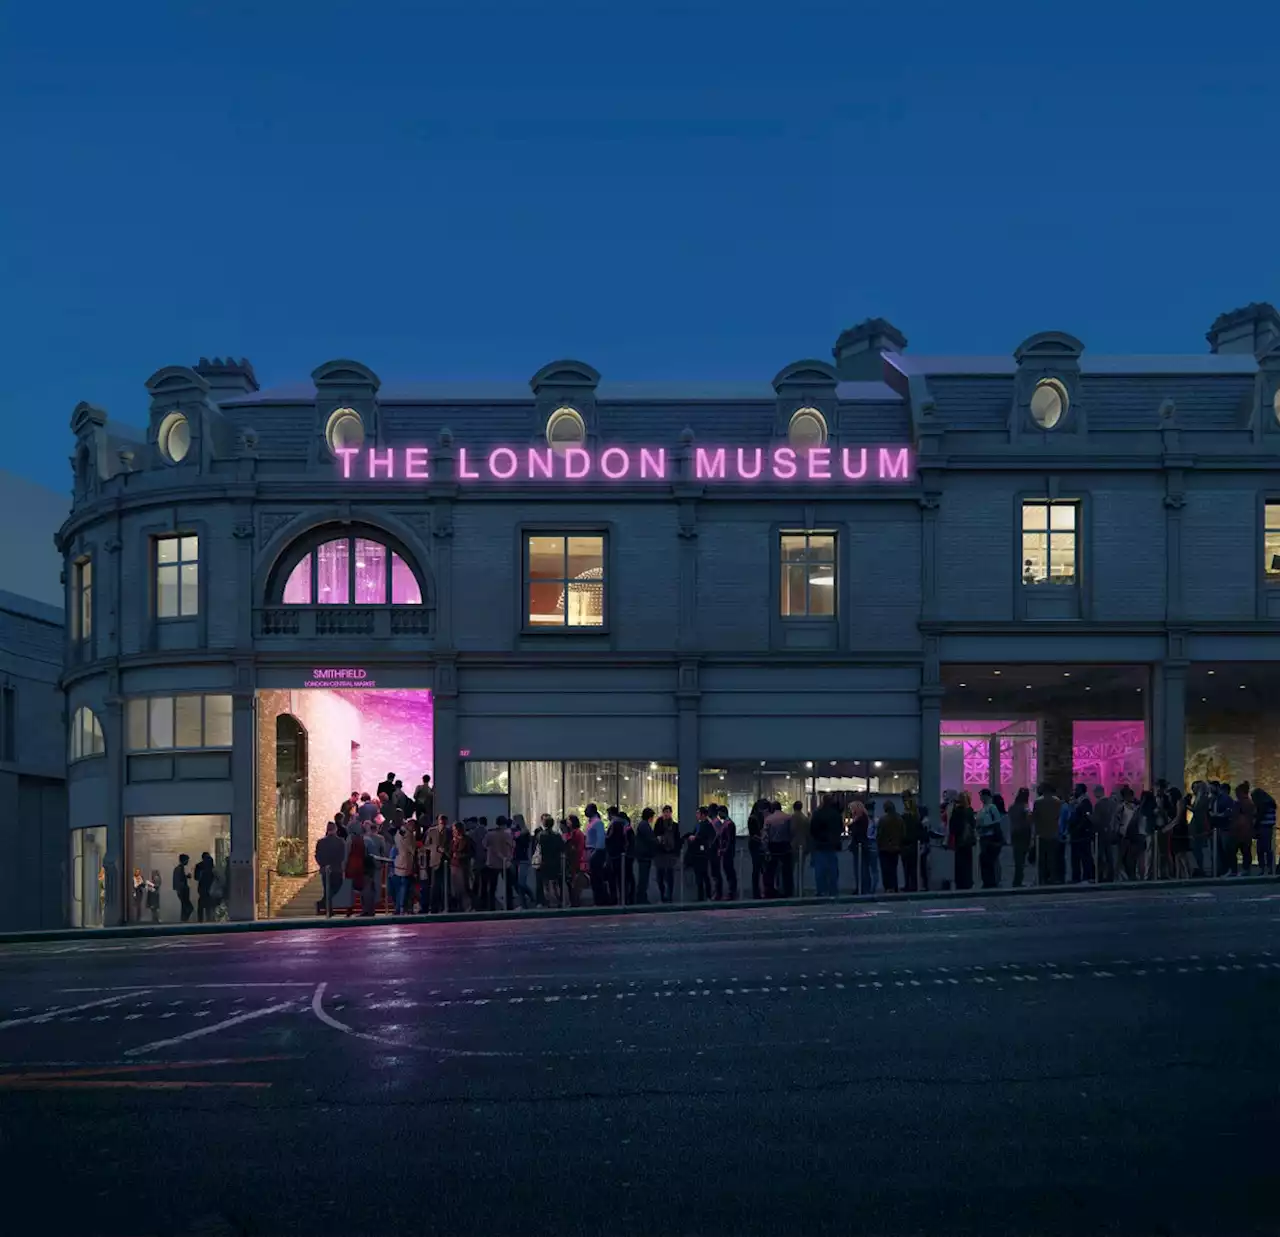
[488,447,518,479]
[458,448,479,480]
[841,447,867,480]
[772,447,797,480]
[563,447,590,480]
[367,448,394,478]
[600,447,630,479]
[527,448,554,479]
[736,448,763,480]
[878,446,910,480]
[639,448,666,479]
[404,447,430,479]
[807,447,831,480]
[695,448,726,480]
[336,448,359,479]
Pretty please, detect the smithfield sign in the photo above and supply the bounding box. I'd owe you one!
[334,445,913,484]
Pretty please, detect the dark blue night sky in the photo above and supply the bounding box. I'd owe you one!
[3,0,1276,491]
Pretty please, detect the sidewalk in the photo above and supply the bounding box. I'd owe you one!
[4,871,1275,945]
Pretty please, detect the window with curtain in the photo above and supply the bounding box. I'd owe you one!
[69,705,105,761]
[280,534,423,605]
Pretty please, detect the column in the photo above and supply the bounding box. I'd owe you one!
[677,660,700,829]
[228,683,256,921]
[433,658,459,821]
[1154,661,1187,787]
[919,688,941,825]
[102,695,125,925]
[1038,713,1073,796]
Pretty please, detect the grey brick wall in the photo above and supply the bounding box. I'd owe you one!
[1181,489,1257,620]
[1091,488,1166,620]
[936,479,1014,620]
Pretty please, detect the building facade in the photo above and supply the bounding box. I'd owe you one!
[59,304,1280,924]
[0,470,70,930]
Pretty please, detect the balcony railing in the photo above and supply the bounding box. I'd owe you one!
[256,606,434,639]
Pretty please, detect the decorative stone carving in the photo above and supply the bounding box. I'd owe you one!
[919,494,940,511]
[257,511,297,543]
[1163,493,1186,510]
[103,536,123,553]
[233,522,255,540]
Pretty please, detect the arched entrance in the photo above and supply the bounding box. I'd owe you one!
[275,715,308,874]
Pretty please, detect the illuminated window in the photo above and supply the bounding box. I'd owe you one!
[71,557,92,642]
[1274,388,1280,426]
[126,695,233,751]
[158,411,191,463]
[69,705,105,761]
[788,408,828,449]
[1265,502,1280,577]
[325,407,365,454]
[279,534,422,605]
[525,534,605,628]
[780,531,836,617]
[156,534,199,618]
[1030,378,1067,430]
[1021,500,1077,585]
[546,407,586,453]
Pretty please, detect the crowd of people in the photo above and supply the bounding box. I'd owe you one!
[939,778,1277,890]
[309,769,1278,917]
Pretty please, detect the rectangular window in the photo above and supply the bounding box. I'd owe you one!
[464,761,510,795]
[126,694,233,750]
[156,534,199,618]
[779,531,837,617]
[1021,501,1078,585]
[1265,503,1280,577]
[524,533,605,628]
[71,557,92,642]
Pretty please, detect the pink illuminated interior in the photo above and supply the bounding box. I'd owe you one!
[941,719,1146,799]
[281,537,422,605]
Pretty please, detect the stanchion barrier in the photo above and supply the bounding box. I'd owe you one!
[266,868,273,919]
[322,864,333,918]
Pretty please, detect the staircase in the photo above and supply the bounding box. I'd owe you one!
[275,871,325,918]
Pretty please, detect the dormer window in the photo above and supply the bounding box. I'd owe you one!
[1029,378,1068,430]
[1273,387,1280,427]
[787,407,828,448]
[546,406,586,453]
[325,407,365,454]
[158,411,191,463]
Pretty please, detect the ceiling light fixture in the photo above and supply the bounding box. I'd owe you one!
[993,670,1002,676]
[1208,670,1215,676]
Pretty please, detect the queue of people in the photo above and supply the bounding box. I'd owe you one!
[308,768,1277,917]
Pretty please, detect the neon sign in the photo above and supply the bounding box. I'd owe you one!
[304,667,378,689]
[334,445,913,484]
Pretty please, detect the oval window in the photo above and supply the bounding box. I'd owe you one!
[546,407,586,453]
[158,412,191,463]
[1030,379,1067,430]
[788,407,828,448]
[325,407,365,454]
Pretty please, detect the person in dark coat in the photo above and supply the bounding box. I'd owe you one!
[809,795,844,897]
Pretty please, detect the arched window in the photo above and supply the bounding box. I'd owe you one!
[278,532,424,606]
[70,705,105,761]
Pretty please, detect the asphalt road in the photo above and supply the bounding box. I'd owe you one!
[1,885,1278,1237]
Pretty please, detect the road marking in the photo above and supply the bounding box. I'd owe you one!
[0,1078,270,1091]
[124,1000,298,1057]
[310,983,516,1057]
[60,983,315,993]
[0,992,147,1030]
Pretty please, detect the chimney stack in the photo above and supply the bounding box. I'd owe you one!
[832,318,907,382]
[1206,303,1280,357]
[194,356,259,396]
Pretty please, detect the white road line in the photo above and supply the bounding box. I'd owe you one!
[124,1000,298,1057]
[60,983,315,993]
[310,983,515,1058]
[0,992,147,1031]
